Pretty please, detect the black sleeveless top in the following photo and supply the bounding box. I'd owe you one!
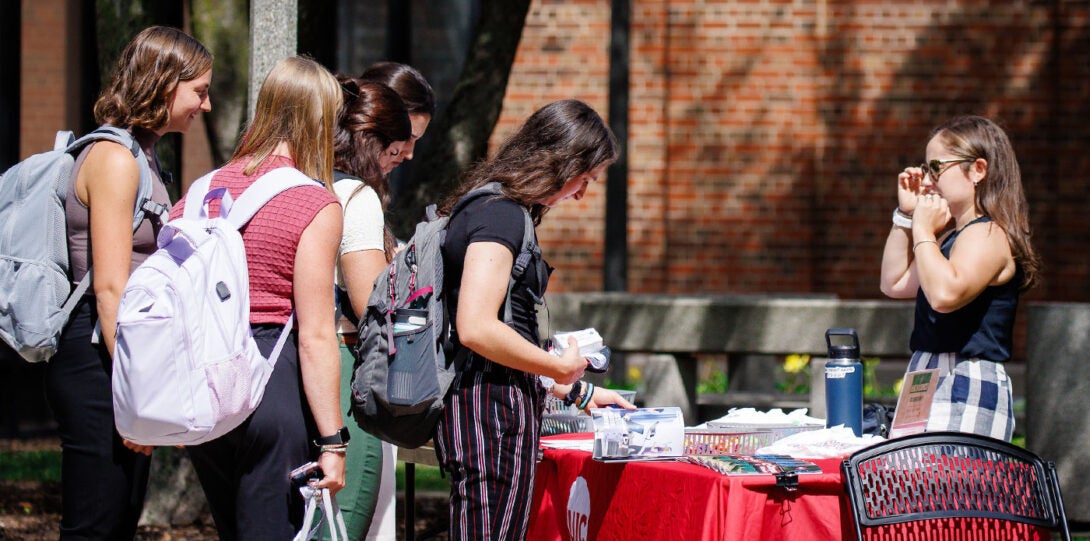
[909,216,1021,362]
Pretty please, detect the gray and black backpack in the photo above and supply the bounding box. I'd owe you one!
[350,182,538,448]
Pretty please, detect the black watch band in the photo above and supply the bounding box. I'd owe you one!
[563,381,584,407]
[313,426,351,447]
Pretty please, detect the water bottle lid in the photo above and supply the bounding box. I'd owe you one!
[827,344,859,360]
[825,327,860,360]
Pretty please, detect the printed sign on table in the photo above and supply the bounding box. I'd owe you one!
[889,368,940,438]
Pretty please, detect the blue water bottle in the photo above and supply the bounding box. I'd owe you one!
[824,328,863,436]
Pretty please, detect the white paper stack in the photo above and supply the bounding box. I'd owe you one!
[553,328,603,356]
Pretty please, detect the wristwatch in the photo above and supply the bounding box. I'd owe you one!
[563,381,584,407]
[313,426,351,447]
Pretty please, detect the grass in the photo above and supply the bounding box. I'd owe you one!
[0,449,61,482]
[0,446,449,493]
[395,463,448,493]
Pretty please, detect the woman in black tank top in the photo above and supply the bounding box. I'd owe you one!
[879,116,1040,442]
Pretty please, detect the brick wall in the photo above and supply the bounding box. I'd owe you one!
[508,0,1090,306]
[18,1,1090,304]
[20,0,81,157]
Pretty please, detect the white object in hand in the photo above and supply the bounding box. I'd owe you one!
[553,328,604,356]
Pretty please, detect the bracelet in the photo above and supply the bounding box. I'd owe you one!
[563,381,583,407]
[319,443,348,455]
[892,208,913,229]
[913,239,938,252]
[577,382,595,410]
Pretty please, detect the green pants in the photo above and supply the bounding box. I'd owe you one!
[327,340,385,540]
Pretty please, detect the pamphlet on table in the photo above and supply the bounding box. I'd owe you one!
[680,454,823,476]
[888,368,940,438]
[591,407,686,460]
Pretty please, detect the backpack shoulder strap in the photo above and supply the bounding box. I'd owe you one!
[181,170,222,221]
[67,126,162,229]
[63,127,160,317]
[449,181,505,218]
[448,182,539,326]
[225,167,323,230]
[502,207,538,325]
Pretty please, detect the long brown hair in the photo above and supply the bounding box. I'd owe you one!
[232,56,341,189]
[932,115,1041,290]
[94,26,212,131]
[333,77,411,259]
[439,99,619,223]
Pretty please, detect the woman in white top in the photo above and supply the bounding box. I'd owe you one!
[330,76,412,540]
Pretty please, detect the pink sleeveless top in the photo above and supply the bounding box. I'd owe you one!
[170,155,339,325]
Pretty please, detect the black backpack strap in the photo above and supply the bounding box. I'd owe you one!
[448,182,539,326]
[503,207,539,325]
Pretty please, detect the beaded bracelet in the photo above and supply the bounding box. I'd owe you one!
[319,443,349,455]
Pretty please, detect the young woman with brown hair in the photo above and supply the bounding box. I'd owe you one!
[436,99,634,540]
[880,115,1041,441]
[46,25,212,540]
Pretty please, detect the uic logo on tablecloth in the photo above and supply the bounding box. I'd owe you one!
[567,476,590,541]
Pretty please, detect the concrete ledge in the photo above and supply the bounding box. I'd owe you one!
[543,293,915,356]
[1025,302,1090,521]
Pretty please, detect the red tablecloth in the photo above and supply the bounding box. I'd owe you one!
[529,434,853,541]
[528,434,1055,541]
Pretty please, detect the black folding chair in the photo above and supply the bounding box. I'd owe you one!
[841,431,1070,540]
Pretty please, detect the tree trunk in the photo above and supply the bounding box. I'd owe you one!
[139,447,210,527]
[390,0,533,236]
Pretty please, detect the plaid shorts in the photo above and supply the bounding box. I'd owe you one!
[906,351,1015,442]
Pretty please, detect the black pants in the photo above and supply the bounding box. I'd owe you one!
[45,297,150,540]
[186,325,314,541]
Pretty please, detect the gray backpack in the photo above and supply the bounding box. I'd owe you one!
[0,126,162,363]
[350,182,539,449]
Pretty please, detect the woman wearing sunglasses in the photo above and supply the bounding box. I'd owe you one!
[879,115,1040,442]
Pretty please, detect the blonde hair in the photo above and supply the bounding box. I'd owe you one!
[232,56,342,189]
[94,26,212,131]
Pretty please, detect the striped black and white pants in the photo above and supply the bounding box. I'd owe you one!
[436,355,545,541]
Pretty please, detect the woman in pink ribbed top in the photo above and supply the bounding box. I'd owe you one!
[170,56,347,540]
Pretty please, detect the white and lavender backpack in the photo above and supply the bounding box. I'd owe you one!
[112,167,317,446]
